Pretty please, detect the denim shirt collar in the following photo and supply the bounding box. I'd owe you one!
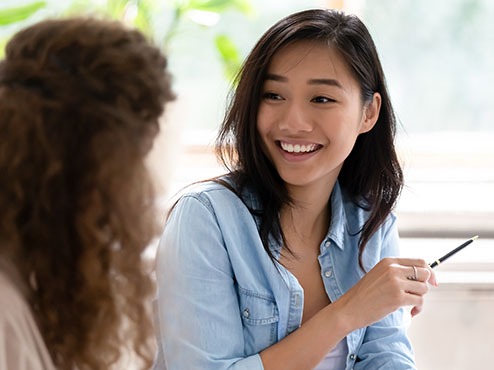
[326,182,347,251]
[239,179,350,254]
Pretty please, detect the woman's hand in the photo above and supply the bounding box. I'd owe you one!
[335,258,437,331]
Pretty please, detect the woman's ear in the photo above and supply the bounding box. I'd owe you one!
[359,92,381,134]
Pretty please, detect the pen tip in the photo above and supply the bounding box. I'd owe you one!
[471,235,479,240]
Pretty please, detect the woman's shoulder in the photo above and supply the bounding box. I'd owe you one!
[176,176,257,208]
[0,269,24,315]
[0,268,56,370]
[0,260,28,313]
[180,179,231,196]
[166,177,261,229]
[174,179,235,206]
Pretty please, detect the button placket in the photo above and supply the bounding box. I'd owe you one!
[293,293,301,307]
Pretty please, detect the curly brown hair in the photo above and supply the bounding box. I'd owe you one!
[0,17,174,369]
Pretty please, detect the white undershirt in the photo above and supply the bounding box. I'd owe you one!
[313,338,348,370]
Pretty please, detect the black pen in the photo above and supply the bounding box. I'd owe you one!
[429,235,479,268]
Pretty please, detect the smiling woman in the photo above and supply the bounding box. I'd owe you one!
[257,41,380,194]
[153,9,436,370]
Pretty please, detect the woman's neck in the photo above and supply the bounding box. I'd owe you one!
[280,179,336,252]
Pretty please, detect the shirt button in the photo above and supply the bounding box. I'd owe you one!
[324,270,332,278]
[324,240,331,248]
[243,308,250,318]
[349,354,356,360]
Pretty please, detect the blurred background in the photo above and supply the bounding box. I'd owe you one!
[2,0,493,369]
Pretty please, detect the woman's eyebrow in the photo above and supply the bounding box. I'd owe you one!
[264,73,342,88]
[265,73,287,82]
[308,78,342,88]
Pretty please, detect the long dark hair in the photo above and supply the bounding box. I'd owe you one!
[215,9,403,267]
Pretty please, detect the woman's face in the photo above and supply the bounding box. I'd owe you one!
[257,40,380,192]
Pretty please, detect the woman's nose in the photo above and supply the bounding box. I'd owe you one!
[278,102,313,133]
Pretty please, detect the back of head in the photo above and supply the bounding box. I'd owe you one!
[0,17,174,369]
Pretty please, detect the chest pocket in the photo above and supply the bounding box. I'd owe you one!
[238,287,279,355]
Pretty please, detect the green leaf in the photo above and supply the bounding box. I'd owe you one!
[230,0,254,15]
[0,38,8,58]
[0,1,47,26]
[187,0,252,14]
[215,33,241,81]
[188,0,231,12]
[133,0,154,37]
[106,0,129,19]
[63,0,101,18]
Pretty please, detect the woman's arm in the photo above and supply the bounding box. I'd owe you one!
[260,217,435,370]
[259,256,432,370]
[155,196,435,370]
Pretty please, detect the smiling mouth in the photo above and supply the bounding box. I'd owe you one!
[278,141,320,154]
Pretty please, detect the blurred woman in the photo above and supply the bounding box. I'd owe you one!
[0,17,174,370]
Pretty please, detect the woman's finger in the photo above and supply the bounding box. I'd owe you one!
[410,304,423,317]
[395,258,438,287]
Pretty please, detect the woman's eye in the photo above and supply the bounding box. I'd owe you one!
[311,96,334,103]
[262,92,283,101]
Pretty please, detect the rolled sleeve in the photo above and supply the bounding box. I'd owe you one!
[353,308,415,369]
[353,214,416,369]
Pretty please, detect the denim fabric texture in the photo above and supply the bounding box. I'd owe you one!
[153,179,415,370]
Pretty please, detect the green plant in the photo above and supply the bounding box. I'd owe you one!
[0,1,47,25]
[160,0,253,80]
[69,0,253,81]
[0,0,252,81]
[0,1,48,55]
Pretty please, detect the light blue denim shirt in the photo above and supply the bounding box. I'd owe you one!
[153,179,415,370]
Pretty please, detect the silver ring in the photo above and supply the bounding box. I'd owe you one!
[407,265,418,281]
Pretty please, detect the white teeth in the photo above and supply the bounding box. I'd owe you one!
[280,142,317,153]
